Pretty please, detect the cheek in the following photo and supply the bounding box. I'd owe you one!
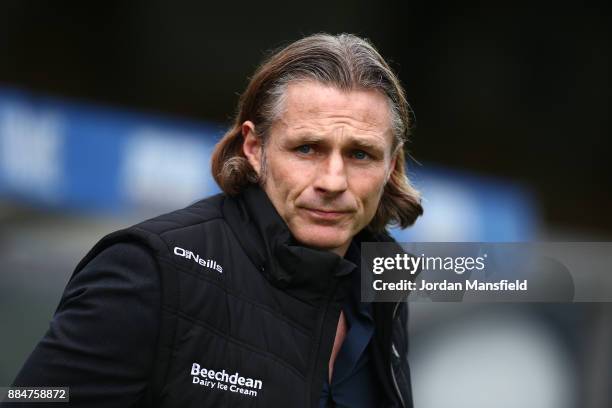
[267,154,313,199]
[351,168,388,206]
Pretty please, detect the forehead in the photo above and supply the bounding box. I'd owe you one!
[275,81,393,140]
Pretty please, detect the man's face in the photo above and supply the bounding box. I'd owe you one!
[243,81,396,256]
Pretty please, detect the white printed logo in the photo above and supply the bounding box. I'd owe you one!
[173,247,223,273]
[190,362,263,397]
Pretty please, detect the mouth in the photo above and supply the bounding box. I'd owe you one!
[301,207,353,221]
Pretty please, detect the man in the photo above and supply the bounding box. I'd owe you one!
[7,33,422,407]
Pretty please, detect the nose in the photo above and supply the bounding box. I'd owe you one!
[314,151,348,194]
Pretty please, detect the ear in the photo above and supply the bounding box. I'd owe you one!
[242,120,262,176]
[386,152,398,183]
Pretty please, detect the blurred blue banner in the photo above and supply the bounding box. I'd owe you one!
[0,87,539,241]
[0,88,222,213]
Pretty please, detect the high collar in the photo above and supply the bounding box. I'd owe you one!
[222,185,356,303]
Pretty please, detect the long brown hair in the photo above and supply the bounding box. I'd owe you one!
[211,33,423,232]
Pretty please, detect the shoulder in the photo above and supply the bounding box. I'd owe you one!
[91,194,228,256]
[133,193,227,237]
[60,241,160,309]
[72,194,231,279]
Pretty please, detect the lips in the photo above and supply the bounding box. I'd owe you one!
[301,207,354,220]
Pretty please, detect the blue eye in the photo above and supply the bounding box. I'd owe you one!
[297,145,312,154]
[352,150,369,160]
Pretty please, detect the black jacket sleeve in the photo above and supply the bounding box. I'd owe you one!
[5,242,161,407]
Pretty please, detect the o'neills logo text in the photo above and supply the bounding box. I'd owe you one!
[174,247,223,273]
[191,363,262,397]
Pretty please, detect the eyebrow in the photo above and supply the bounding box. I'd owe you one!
[285,133,326,144]
[285,132,386,152]
[350,138,385,151]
